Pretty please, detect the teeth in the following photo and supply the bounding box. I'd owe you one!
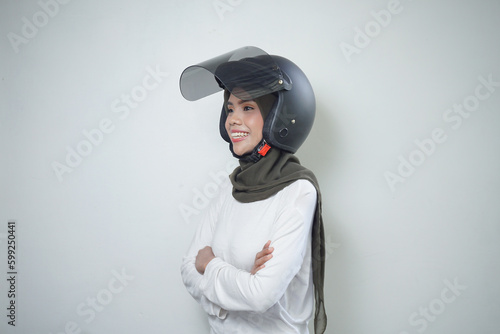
[231,132,249,138]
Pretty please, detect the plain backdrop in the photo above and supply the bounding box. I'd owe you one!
[1,0,499,333]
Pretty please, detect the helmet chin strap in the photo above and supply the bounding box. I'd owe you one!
[230,139,271,163]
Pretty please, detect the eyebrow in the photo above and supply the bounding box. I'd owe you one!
[227,99,255,106]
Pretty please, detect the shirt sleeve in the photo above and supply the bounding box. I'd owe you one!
[180,186,228,319]
[198,180,317,313]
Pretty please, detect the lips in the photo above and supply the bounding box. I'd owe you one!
[230,130,249,142]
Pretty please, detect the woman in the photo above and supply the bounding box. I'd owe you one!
[180,46,327,334]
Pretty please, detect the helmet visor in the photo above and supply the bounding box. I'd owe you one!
[179,46,292,101]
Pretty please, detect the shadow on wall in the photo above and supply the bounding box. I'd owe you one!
[297,99,339,182]
[297,99,351,331]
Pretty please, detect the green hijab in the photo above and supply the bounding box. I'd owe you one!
[229,147,327,334]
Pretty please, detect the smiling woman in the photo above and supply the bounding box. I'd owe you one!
[224,89,277,157]
[225,93,264,156]
[179,46,326,334]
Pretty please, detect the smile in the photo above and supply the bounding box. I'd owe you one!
[231,132,249,138]
[230,131,249,142]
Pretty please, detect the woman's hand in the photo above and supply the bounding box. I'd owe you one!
[251,240,274,275]
[195,246,215,275]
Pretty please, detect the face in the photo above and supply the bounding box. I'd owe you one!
[225,92,264,156]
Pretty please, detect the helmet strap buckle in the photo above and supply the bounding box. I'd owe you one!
[258,141,271,156]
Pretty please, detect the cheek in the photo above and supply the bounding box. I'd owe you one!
[250,116,264,137]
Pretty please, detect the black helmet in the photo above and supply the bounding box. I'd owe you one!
[179,46,315,153]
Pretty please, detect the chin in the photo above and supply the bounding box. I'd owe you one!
[233,146,251,156]
[233,149,248,156]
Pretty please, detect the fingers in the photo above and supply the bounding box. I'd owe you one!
[255,240,273,258]
[251,264,266,275]
[200,246,212,253]
[251,241,274,275]
[255,248,273,262]
[195,246,215,275]
[255,241,274,260]
[251,253,272,275]
[254,252,273,266]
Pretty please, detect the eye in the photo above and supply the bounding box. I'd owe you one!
[243,105,254,111]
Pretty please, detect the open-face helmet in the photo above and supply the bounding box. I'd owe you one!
[180,46,315,153]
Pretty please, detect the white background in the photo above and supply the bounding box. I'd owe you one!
[1,0,499,333]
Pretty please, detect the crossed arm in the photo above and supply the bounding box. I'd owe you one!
[195,240,274,275]
[181,179,317,316]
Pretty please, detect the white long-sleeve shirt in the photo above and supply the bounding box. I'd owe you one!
[181,177,317,334]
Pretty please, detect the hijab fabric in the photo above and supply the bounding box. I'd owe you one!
[229,147,327,334]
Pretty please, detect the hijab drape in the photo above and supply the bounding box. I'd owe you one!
[229,147,327,334]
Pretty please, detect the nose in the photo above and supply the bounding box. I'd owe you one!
[228,109,243,125]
